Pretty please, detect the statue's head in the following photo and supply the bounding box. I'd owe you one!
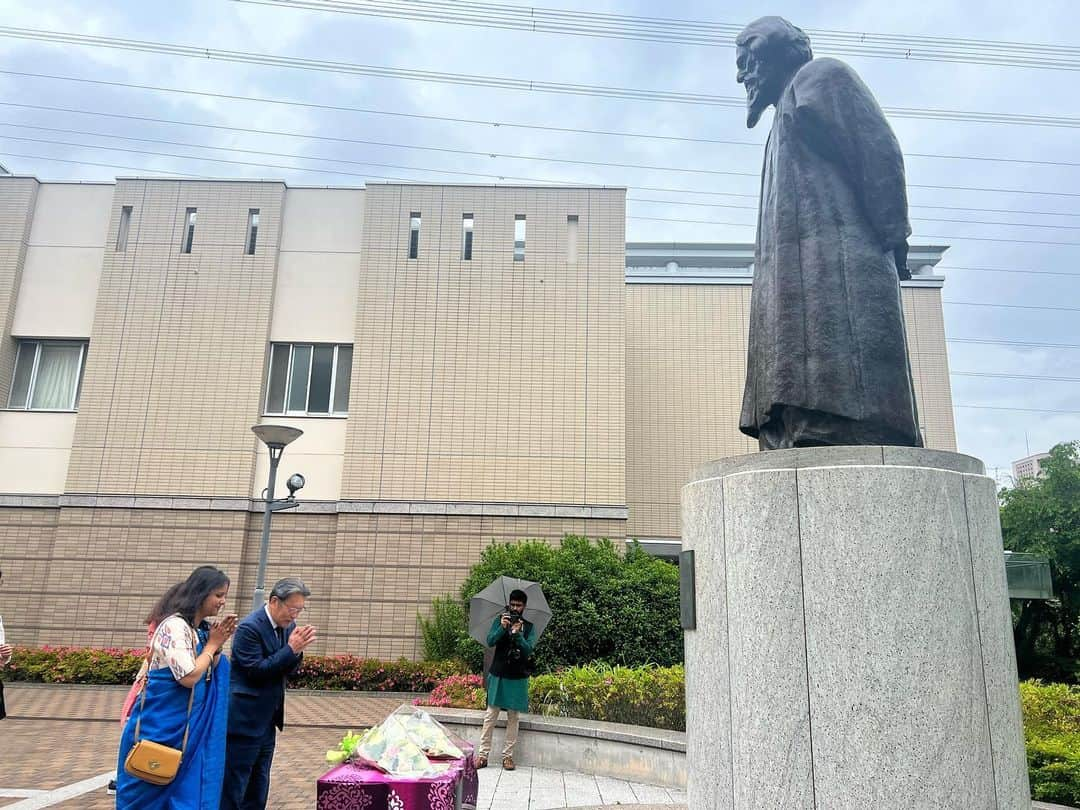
[736,16,813,128]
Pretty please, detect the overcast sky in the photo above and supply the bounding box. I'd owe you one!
[0,0,1077,480]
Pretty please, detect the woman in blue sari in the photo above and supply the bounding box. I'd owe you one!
[116,566,238,809]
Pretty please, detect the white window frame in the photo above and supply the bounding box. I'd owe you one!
[7,339,88,412]
[264,342,351,416]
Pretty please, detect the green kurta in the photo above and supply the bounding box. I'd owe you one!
[485,617,536,713]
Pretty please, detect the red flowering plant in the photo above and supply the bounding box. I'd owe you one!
[414,674,486,710]
[286,655,468,692]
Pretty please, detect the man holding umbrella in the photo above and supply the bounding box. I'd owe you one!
[476,588,537,771]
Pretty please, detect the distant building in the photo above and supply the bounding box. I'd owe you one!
[1012,453,1051,481]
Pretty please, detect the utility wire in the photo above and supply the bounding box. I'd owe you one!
[3,120,1078,231]
[236,0,1080,72]
[953,371,1080,382]
[954,405,1080,414]
[7,137,1080,249]
[2,27,1080,128]
[3,73,1079,172]
[949,338,1080,350]
[938,265,1080,277]
[628,215,1080,247]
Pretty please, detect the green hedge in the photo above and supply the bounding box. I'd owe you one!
[1,646,467,693]
[2,646,145,684]
[530,663,685,730]
[1021,680,1080,805]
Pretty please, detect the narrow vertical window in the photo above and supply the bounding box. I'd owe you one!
[513,215,526,262]
[462,214,474,261]
[246,208,260,255]
[333,345,352,414]
[408,212,421,260]
[115,205,132,252]
[181,207,197,254]
[566,214,579,263]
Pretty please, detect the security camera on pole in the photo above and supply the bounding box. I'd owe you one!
[250,424,306,611]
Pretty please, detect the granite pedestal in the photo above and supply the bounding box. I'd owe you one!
[681,447,1030,809]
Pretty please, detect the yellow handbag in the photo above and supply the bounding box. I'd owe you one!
[123,621,199,786]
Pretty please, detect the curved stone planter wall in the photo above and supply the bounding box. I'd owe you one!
[427,708,687,789]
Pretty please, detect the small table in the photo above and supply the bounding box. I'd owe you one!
[317,750,478,810]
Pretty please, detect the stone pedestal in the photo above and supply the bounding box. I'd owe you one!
[682,447,1030,809]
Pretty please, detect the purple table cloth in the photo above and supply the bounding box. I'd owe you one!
[317,748,478,810]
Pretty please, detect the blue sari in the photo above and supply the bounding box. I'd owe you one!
[116,625,230,809]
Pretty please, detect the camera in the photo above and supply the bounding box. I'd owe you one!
[502,608,524,624]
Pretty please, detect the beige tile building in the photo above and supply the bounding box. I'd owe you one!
[0,176,955,657]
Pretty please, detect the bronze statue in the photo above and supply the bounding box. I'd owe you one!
[736,17,922,450]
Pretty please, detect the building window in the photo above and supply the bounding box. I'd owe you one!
[264,343,352,416]
[246,209,260,255]
[567,214,579,263]
[181,207,197,254]
[462,214,473,261]
[116,205,132,252]
[7,340,87,411]
[408,212,421,260]
[513,215,526,262]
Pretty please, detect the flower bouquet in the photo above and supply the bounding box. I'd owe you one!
[388,705,468,760]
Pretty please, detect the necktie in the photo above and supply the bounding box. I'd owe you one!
[275,626,285,649]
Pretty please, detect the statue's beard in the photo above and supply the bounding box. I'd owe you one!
[744,84,769,129]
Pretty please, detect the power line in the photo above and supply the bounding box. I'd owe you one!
[235,0,1080,72]
[943,300,1080,312]
[628,215,1080,247]
[7,137,1080,252]
[948,338,1080,350]
[1,95,1078,208]
[3,75,1078,174]
[627,198,1080,233]
[3,27,1080,128]
[953,371,1080,382]
[954,405,1080,414]
[939,265,1080,277]
[4,120,1077,231]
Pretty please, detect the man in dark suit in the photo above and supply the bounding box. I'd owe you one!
[221,577,316,810]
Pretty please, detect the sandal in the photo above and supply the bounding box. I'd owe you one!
[475,756,488,769]
[502,756,515,771]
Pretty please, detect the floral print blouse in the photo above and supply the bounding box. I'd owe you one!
[149,615,208,681]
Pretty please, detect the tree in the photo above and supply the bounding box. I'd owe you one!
[1000,441,1080,683]
[450,535,683,672]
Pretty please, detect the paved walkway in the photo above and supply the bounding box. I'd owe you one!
[0,684,1072,810]
[0,684,683,809]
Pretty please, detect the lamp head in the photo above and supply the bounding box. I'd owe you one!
[251,424,303,449]
[286,473,306,497]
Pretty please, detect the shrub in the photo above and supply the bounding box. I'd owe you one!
[287,656,468,692]
[530,663,685,730]
[416,673,486,710]
[418,596,477,667]
[453,535,682,672]
[3,646,144,684]
[1,646,467,693]
[1021,680,1080,805]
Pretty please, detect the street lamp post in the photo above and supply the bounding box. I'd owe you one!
[250,424,305,611]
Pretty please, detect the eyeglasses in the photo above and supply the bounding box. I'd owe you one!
[284,604,306,615]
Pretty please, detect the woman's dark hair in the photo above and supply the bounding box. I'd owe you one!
[145,581,184,626]
[160,566,231,626]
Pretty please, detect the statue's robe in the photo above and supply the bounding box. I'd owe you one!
[740,57,922,449]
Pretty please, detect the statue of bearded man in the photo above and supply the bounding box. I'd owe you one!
[736,16,923,450]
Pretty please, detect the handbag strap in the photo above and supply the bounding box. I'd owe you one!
[132,616,202,755]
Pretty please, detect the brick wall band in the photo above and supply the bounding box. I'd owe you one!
[0,505,623,657]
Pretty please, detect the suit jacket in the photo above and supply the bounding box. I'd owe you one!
[227,607,303,738]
